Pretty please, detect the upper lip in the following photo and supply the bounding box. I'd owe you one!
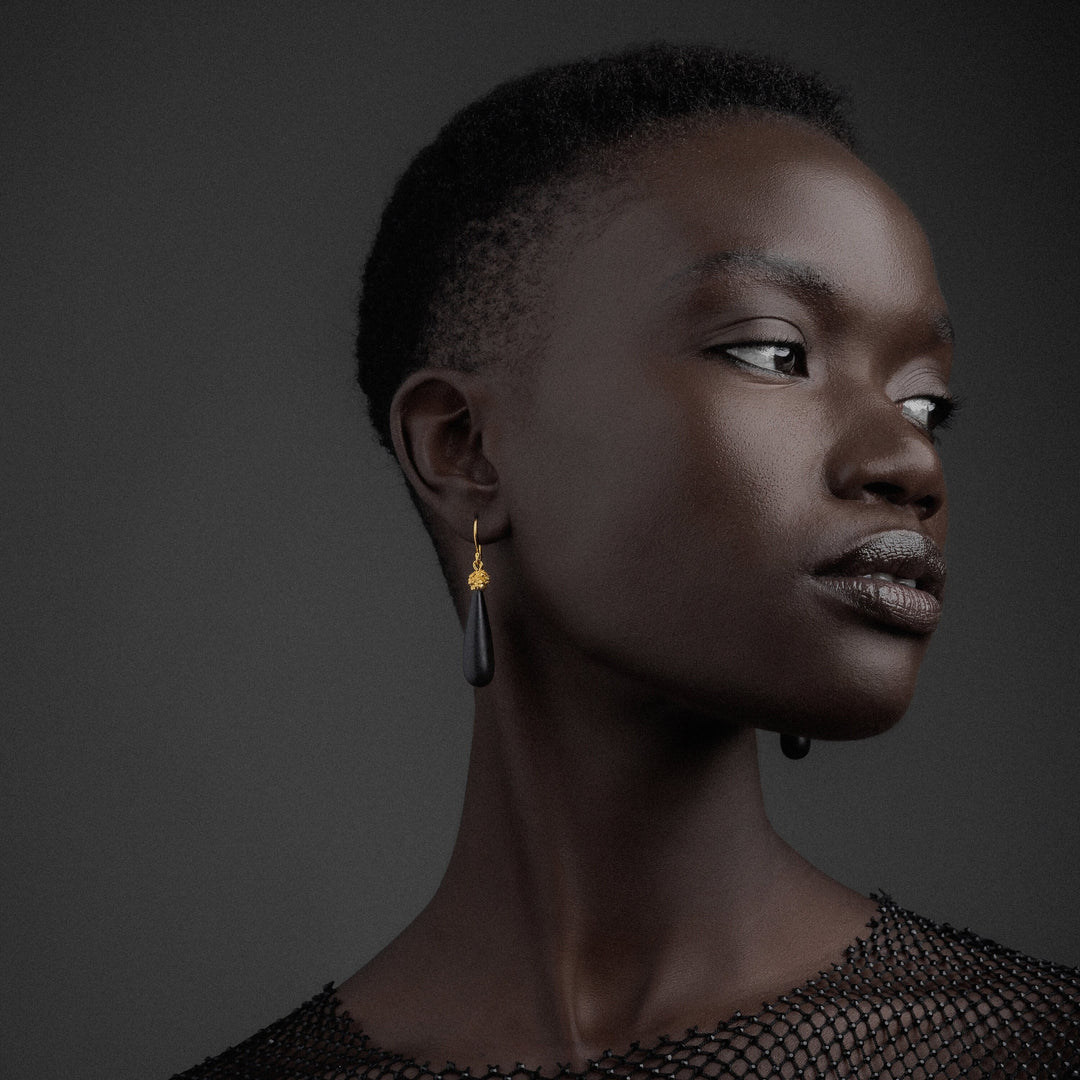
[815,529,946,600]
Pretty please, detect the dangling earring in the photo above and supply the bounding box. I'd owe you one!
[780,734,810,760]
[462,517,494,687]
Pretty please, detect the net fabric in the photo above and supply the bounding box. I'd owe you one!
[175,897,1080,1079]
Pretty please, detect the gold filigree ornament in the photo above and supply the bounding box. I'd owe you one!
[468,518,490,591]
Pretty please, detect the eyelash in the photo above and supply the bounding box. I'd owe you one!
[903,394,962,437]
[709,340,961,437]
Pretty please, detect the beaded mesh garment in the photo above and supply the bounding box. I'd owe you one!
[175,897,1080,1079]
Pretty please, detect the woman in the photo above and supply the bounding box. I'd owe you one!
[177,44,1079,1078]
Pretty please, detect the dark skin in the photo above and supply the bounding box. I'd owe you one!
[337,115,953,1070]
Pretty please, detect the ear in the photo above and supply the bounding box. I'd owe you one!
[389,368,509,544]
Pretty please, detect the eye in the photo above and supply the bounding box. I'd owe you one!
[714,341,805,375]
[900,395,959,435]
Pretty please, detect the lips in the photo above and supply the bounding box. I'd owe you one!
[814,530,947,634]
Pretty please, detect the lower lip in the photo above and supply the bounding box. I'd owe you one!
[813,575,942,634]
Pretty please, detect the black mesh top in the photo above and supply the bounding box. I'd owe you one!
[174,897,1080,1079]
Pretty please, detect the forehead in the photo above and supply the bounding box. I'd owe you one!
[538,116,946,349]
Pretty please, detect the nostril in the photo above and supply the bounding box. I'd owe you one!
[913,493,939,519]
[862,481,939,518]
[863,481,905,502]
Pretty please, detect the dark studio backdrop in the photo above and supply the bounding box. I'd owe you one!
[3,2,1079,1077]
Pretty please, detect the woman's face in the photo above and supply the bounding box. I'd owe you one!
[491,116,953,739]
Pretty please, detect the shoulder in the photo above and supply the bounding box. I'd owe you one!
[852,898,1080,1073]
[170,984,370,1079]
[882,901,1080,1001]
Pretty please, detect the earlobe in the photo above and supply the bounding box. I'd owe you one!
[389,370,504,537]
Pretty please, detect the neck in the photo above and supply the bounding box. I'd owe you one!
[419,661,837,1062]
[342,647,874,1070]
[450,675,780,945]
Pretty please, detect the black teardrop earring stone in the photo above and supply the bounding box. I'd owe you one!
[780,734,811,760]
[463,587,494,687]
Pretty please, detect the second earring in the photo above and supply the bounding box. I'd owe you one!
[780,734,811,760]
[463,517,494,687]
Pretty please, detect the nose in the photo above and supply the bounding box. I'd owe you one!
[824,398,946,521]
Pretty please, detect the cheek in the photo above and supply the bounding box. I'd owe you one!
[688,389,819,552]
[658,363,825,562]
[506,371,690,604]
[498,372,682,657]
[502,364,819,666]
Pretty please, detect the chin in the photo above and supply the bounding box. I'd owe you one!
[620,614,933,741]
[766,661,922,742]
[701,631,928,742]
[663,663,918,745]
[805,620,934,737]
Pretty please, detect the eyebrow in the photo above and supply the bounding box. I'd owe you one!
[668,250,955,345]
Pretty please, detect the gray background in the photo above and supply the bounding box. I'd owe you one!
[3,2,1079,1078]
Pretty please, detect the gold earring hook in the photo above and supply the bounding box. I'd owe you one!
[468,516,490,591]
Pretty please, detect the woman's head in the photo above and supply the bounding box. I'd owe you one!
[358,44,953,739]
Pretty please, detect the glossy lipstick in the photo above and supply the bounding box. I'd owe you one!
[814,530,946,634]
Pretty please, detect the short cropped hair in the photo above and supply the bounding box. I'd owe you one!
[356,42,854,453]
